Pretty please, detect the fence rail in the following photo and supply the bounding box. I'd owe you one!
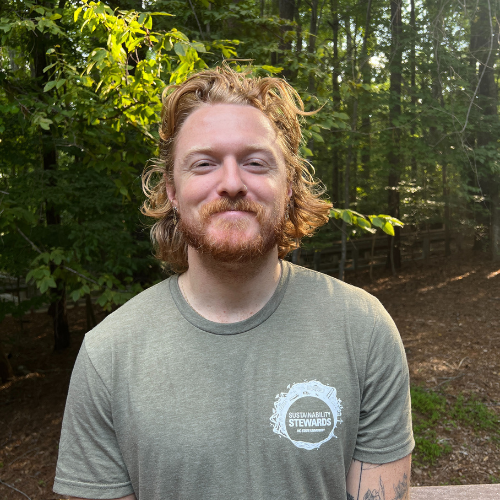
[289,228,461,275]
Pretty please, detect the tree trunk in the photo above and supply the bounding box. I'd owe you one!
[339,20,358,281]
[278,0,295,80]
[86,293,97,331]
[443,160,451,256]
[32,17,70,351]
[386,0,403,271]
[295,0,302,57]
[307,0,319,94]
[0,343,14,384]
[330,0,340,205]
[359,0,372,182]
[470,0,500,259]
[410,0,417,179]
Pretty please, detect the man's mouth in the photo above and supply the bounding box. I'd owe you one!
[200,199,263,221]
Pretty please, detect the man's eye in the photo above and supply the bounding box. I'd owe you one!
[246,160,266,168]
[192,161,214,169]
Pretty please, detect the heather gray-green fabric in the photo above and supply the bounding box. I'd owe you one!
[53,261,414,500]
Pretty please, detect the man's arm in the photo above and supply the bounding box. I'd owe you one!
[346,454,411,500]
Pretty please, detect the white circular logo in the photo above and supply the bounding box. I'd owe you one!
[270,380,342,450]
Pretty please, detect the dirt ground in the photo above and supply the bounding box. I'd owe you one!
[0,250,499,499]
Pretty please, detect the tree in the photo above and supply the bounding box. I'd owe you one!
[0,0,222,348]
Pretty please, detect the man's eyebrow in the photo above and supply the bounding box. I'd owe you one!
[179,145,282,164]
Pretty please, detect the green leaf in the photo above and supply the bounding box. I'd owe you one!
[174,42,187,57]
[333,112,349,120]
[144,15,152,30]
[342,210,352,224]
[356,218,371,230]
[56,78,66,89]
[52,253,63,265]
[191,41,206,53]
[43,80,57,92]
[371,217,384,229]
[382,221,395,236]
[311,131,324,143]
[74,6,83,22]
[38,117,53,130]
[71,289,81,302]
[300,146,313,157]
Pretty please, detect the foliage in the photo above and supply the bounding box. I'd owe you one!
[411,386,500,466]
[0,0,234,314]
[1,0,500,341]
[329,209,403,237]
[411,387,452,466]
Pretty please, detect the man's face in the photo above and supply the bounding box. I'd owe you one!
[166,104,291,262]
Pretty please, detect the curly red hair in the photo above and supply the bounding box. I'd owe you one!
[142,66,331,272]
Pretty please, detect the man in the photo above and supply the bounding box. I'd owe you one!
[54,67,413,500]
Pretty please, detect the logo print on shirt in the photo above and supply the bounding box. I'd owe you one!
[270,380,342,450]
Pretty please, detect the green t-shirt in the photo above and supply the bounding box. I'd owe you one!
[54,261,414,500]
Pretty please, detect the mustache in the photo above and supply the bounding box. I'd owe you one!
[199,198,266,221]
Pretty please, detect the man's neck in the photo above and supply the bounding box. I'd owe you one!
[178,248,282,323]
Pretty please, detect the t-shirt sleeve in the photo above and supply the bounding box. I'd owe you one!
[352,300,414,464]
[53,340,135,499]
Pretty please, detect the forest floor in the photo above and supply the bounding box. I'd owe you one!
[0,250,499,499]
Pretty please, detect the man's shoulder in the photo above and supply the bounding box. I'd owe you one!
[286,261,382,312]
[84,276,175,352]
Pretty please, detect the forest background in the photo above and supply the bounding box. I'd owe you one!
[0,0,499,354]
[0,1,500,495]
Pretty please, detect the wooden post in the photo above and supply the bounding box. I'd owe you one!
[423,236,430,260]
[313,250,321,271]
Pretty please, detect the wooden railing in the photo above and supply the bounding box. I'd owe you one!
[289,228,460,275]
[411,483,500,498]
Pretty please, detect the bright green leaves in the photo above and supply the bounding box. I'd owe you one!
[369,216,403,237]
[330,209,404,236]
[71,0,216,127]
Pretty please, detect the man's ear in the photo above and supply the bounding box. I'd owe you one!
[287,183,293,199]
[165,175,177,207]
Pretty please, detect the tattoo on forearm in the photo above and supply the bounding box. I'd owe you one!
[391,473,408,500]
[354,473,408,500]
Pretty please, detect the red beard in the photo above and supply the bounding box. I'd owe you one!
[179,197,286,263]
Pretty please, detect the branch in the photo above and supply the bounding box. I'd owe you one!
[0,479,32,500]
[16,227,130,293]
[187,0,205,40]
[17,227,43,253]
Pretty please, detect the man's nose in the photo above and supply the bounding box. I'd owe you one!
[216,158,248,198]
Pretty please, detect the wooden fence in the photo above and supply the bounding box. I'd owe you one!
[289,228,461,275]
[0,228,464,305]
